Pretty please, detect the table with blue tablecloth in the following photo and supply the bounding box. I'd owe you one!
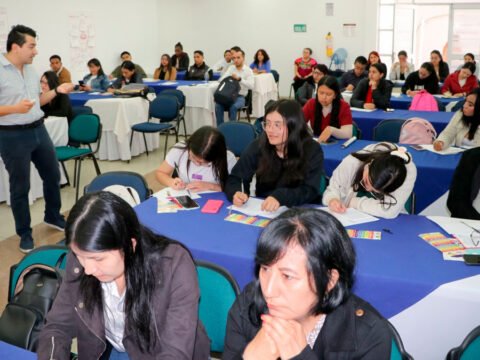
[143,79,206,94]
[175,70,221,81]
[0,341,36,359]
[135,191,480,360]
[321,139,461,213]
[351,108,453,140]
[69,92,113,107]
[390,93,462,110]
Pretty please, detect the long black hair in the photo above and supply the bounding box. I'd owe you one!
[313,75,341,136]
[87,58,105,77]
[248,208,356,326]
[257,99,312,185]
[351,143,412,207]
[461,88,480,140]
[42,70,60,92]
[66,191,172,353]
[431,50,445,67]
[253,49,270,65]
[159,53,173,73]
[173,126,229,189]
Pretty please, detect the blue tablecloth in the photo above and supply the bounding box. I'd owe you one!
[352,109,453,140]
[0,341,36,359]
[176,70,221,81]
[135,192,480,319]
[390,94,462,110]
[143,80,215,94]
[321,139,461,212]
[69,92,113,107]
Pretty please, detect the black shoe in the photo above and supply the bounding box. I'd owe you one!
[19,234,34,253]
[44,217,66,231]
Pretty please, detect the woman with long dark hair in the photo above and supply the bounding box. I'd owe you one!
[156,126,236,192]
[323,142,417,219]
[40,71,73,123]
[302,75,353,142]
[441,62,478,97]
[402,62,439,96]
[81,58,110,92]
[225,99,324,211]
[434,88,480,150]
[109,61,143,91]
[37,192,210,359]
[223,208,391,359]
[153,54,176,80]
[171,42,190,71]
[430,50,450,82]
[350,62,393,110]
[250,49,271,74]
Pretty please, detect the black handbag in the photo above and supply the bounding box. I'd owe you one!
[214,76,241,107]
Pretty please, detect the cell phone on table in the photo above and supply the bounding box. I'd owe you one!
[410,145,424,151]
[174,195,199,210]
[78,80,85,86]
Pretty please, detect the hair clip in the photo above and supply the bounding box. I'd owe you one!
[390,147,410,162]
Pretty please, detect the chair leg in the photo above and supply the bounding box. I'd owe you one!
[73,159,78,188]
[182,116,187,138]
[75,159,82,201]
[163,131,170,160]
[130,130,135,149]
[60,161,70,186]
[142,133,149,156]
[91,154,101,175]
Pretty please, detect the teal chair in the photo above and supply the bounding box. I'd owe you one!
[373,119,406,142]
[55,114,102,201]
[388,321,413,360]
[446,325,480,360]
[352,120,362,139]
[196,260,240,355]
[319,173,329,198]
[404,192,416,214]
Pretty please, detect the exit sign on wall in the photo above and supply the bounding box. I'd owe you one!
[294,24,307,32]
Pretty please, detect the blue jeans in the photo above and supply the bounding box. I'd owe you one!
[0,123,62,237]
[109,348,130,360]
[215,95,246,126]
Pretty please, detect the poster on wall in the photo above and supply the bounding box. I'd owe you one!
[0,7,8,52]
[69,13,96,73]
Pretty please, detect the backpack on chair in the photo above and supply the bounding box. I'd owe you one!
[409,90,439,111]
[399,117,437,144]
[214,76,241,107]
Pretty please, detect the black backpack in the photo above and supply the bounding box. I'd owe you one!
[0,252,66,351]
[214,76,241,107]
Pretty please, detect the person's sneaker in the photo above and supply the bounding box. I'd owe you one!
[44,217,66,231]
[19,234,34,253]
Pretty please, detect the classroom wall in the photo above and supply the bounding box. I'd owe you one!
[156,0,379,96]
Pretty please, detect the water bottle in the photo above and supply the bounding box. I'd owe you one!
[204,70,209,84]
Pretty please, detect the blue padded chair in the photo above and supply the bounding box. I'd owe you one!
[446,325,480,360]
[160,89,187,137]
[237,90,253,122]
[130,95,180,159]
[55,114,102,201]
[270,69,280,98]
[218,121,256,157]
[388,321,414,360]
[83,171,152,201]
[196,260,240,354]
[71,105,93,119]
[373,119,406,143]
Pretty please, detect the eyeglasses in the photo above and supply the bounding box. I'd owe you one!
[262,121,284,131]
[462,221,480,247]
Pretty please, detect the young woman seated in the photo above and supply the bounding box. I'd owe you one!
[297,64,329,106]
[225,99,324,211]
[223,208,392,360]
[81,58,111,92]
[350,63,393,110]
[365,50,381,72]
[293,48,317,93]
[156,126,237,192]
[153,54,177,80]
[434,88,480,150]
[250,49,272,74]
[302,75,353,143]
[37,192,210,359]
[401,62,439,96]
[323,142,417,219]
[441,62,478,97]
[389,50,415,81]
[456,53,479,77]
[40,71,73,123]
[108,61,143,92]
[430,50,450,82]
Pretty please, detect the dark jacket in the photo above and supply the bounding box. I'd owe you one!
[402,71,439,95]
[297,82,317,106]
[186,62,213,81]
[340,69,368,91]
[110,72,144,90]
[111,64,147,79]
[223,282,392,360]
[447,147,480,220]
[37,244,210,360]
[224,138,324,206]
[437,62,450,82]
[41,93,74,123]
[350,78,393,110]
[171,53,190,72]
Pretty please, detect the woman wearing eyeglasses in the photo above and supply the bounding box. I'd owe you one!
[302,75,353,143]
[156,126,237,192]
[225,99,324,212]
[323,143,417,219]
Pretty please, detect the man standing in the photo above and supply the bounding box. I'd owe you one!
[340,56,368,92]
[215,49,254,126]
[186,50,213,81]
[49,55,72,84]
[110,51,147,79]
[0,25,73,252]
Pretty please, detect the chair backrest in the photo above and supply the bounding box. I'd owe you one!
[8,245,68,301]
[446,325,480,360]
[388,321,414,360]
[352,121,362,140]
[373,119,406,143]
[218,122,256,157]
[68,113,102,144]
[270,69,280,83]
[319,173,329,198]
[83,171,152,201]
[196,260,240,353]
[160,89,186,108]
[149,95,179,122]
[71,105,93,119]
[404,192,416,214]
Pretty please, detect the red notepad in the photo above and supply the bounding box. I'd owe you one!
[201,199,224,214]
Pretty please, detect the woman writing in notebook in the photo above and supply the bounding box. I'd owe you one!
[156,126,237,192]
[225,99,324,212]
[322,143,417,219]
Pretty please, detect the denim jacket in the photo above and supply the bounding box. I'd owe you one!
[83,74,111,92]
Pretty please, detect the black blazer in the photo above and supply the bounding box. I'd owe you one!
[171,53,190,72]
[350,78,393,110]
[223,282,392,360]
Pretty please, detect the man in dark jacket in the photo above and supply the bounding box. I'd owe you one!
[340,56,368,92]
[186,50,213,81]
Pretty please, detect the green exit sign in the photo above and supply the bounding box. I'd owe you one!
[294,24,307,33]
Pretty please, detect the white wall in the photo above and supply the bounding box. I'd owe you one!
[0,0,378,96]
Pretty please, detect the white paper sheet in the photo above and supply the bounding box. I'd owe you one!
[153,188,201,200]
[427,216,480,249]
[316,207,379,226]
[419,144,465,155]
[350,108,376,112]
[228,197,288,219]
